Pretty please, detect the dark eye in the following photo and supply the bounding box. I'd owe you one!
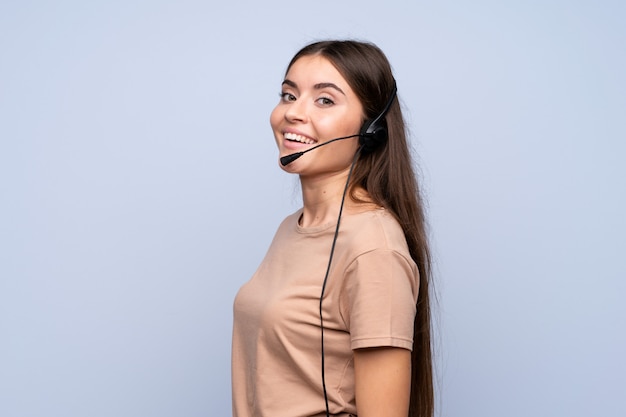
[280,92,296,102]
[317,97,334,106]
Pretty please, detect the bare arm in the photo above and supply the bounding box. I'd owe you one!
[354,347,411,417]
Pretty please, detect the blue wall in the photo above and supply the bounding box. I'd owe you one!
[1,1,624,416]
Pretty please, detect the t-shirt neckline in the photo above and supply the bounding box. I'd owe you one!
[294,209,337,234]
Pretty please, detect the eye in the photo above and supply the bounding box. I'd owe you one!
[279,92,296,102]
[316,96,334,106]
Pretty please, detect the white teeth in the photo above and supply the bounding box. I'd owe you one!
[284,132,316,144]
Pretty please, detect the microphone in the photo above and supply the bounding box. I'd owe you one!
[280,134,360,166]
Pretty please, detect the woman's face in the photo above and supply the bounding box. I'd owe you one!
[270,55,365,176]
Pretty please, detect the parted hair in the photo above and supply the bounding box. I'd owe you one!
[286,40,434,417]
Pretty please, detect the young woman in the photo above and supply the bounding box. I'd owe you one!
[232,40,434,417]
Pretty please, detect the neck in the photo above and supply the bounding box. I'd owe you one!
[298,171,377,228]
[299,170,351,228]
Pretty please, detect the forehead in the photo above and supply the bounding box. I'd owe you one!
[285,55,350,89]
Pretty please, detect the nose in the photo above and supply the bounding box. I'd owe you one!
[284,98,308,124]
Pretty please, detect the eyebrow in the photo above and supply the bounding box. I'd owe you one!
[282,79,346,95]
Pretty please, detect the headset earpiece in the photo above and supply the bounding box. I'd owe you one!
[358,82,398,152]
[359,118,388,152]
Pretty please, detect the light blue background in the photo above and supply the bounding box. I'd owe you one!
[1,1,624,416]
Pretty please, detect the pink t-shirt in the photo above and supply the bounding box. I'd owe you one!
[232,208,419,416]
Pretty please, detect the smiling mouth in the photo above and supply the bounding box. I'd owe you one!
[284,132,317,145]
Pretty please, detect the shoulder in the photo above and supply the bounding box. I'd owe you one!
[273,208,306,234]
[342,208,410,255]
[262,209,303,249]
[278,209,302,228]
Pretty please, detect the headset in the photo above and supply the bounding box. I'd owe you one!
[358,81,398,152]
[319,81,397,417]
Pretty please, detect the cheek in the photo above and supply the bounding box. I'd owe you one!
[269,106,282,132]
[317,115,358,139]
[335,109,365,136]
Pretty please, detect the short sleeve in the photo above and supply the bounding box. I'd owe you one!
[340,249,419,351]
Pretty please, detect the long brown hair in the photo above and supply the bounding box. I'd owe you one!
[287,40,434,417]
